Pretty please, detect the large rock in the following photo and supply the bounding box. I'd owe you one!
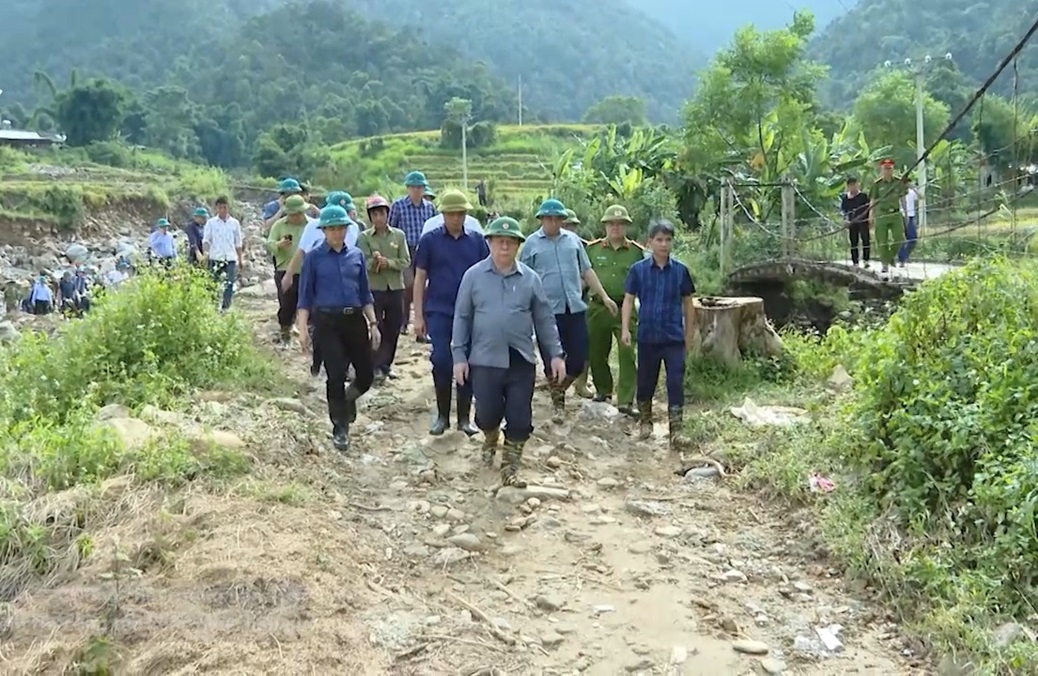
[0,321,19,343]
[64,243,90,263]
[95,417,158,450]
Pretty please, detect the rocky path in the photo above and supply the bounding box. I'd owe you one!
[215,286,918,675]
[5,284,919,675]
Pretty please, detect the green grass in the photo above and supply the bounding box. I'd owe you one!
[326,124,601,206]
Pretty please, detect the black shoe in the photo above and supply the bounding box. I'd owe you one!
[278,327,291,343]
[593,394,609,403]
[328,399,350,451]
[456,391,479,437]
[430,384,451,435]
[618,404,637,417]
[332,422,349,451]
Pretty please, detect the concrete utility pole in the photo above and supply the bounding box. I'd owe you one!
[444,97,473,188]
[884,53,953,235]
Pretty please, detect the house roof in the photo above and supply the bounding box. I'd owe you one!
[0,129,64,142]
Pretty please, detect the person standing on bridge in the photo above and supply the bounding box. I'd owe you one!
[357,194,410,382]
[413,189,488,437]
[621,219,695,450]
[840,177,871,268]
[519,199,617,424]
[586,205,644,417]
[296,205,380,452]
[451,216,566,486]
[389,171,437,340]
[869,159,908,275]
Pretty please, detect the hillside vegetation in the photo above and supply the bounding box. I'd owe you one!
[327,125,599,206]
[810,0,1038,106]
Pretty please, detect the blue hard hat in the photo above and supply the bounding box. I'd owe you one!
[535,198,567,218]
[277,178,302,194]
[318,205,350,228]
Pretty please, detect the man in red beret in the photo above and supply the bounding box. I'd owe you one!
[869,159,908,275]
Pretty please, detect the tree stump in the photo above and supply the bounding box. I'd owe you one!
[688,296,783,365]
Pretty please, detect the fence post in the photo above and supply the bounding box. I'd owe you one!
[781,178,795,257]
[718,179,728,277]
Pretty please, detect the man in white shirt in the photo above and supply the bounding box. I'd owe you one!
[202,195,243,310]
[898,180,919,267]
[420,212,483,238]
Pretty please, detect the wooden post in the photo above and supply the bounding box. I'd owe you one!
[718,179,728,276]
[781,178,795,257]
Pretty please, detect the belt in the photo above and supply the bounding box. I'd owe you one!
[316,307,362,315]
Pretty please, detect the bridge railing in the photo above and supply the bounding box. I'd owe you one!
[716,178,1036,277]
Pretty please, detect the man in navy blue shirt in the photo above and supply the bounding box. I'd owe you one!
[296,205,381,452]
[413,189,489,436]
[621,219,695,451]
[185,207,208,266]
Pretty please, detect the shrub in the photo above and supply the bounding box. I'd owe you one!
[0,265,269,590]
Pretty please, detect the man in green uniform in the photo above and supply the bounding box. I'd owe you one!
[562,209,593,399]
[266,194,309,342]
[586,204,643,416]
[870,158,908,275]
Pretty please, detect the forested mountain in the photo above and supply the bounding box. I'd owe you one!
[0,0,702,127]
[809,0,1038,107]
[625,0,839,55]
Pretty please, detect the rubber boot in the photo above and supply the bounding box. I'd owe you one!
[550,376,575,424]
[430,384,451,435]
[481,427,500,467]
[500,437,527,487]
[456,390,479,436]
[637,400,653,439]
[344,383,361,424]
[328,399,350,451]
[667,406,691,453]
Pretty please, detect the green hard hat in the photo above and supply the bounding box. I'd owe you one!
[154,217,170,229]
[438,188,472,213]
[284,195,308,214]
[277,178,302,194]
[563,209,580,224]
[318,205,350,228]
[193,207,209,218]
[535,198,567,218]
[404,171,429,187]
[325,190,354,210]
[424,186,436,198]
[600,204,632,223]
[485,216,525,241]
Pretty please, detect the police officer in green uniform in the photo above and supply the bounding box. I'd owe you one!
[586,204,644,415]
[870,159,908,274]
[562,209,593,398]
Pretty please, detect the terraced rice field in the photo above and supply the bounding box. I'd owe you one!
[327,124,600,203]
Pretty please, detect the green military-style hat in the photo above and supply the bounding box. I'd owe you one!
[485,216,525,242]
[154,217,170,229]
[424,186,436,198]
[284,194,308,214]
[535,198,567,218]
[563,209,580,225]
[438,189,472,213]
[600,204,632,223]
[317,205,350,228]
[405,171,429,187]
[193,207,209,218]
[277,178,302,194]
[325,190,355,211]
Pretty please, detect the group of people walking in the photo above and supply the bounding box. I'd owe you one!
[265,171,698,487]
[840,158,920,274]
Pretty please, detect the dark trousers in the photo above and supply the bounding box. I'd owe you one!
[372,289,404,371]
[537,310,588,378]
[402,242,418,328]
[208,260,237,310]
[314,310,374,405]
[33,300,51,315]
[471,349,536,442]
[848,222,870,264]
[636,341,685,408]
[898,216,918,263]
[427,312,471,397]
[273,270,300,328]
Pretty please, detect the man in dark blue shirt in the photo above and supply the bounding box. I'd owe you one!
[621,219,695,451]
[412,189,489,436]
[296,205,381,452]
[185,207,208,266]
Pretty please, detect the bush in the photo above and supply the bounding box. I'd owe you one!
[0,265,269,591]
[750,257,1038,671]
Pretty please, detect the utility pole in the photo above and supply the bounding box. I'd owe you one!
[517,75,523,126]
[445,97,473,189]
[884,53,952,235]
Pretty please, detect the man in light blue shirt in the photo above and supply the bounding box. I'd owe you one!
[518,198,616,423]
[29,274,53,314]
[148,218,177,264]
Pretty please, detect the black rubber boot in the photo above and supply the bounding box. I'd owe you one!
[456,390,479,437]
[430,384,451,435]
[328,399,350,451]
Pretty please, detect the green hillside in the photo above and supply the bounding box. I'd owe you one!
[328,125,600,204]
